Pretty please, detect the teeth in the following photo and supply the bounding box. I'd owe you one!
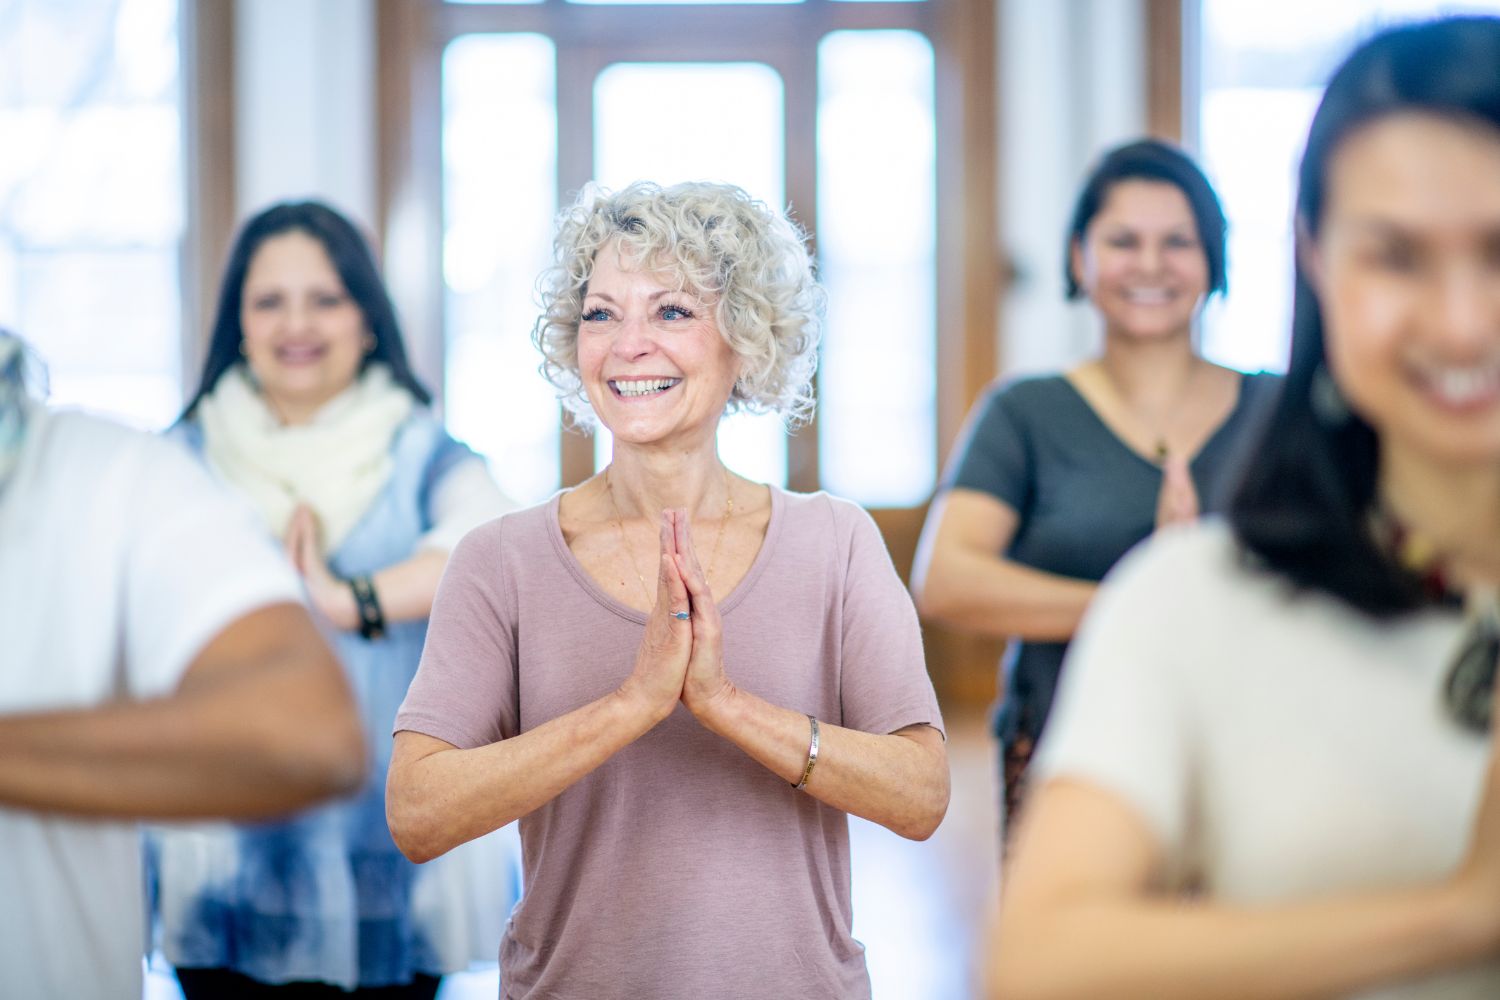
[1125,289,1171,304]
[1415,361,1500,405]
[612,378,680,397]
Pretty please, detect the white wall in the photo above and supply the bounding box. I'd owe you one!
[998,0,1147,377]
[234,0,375,230]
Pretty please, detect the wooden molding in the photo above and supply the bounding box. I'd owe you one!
[1146,0,1184,142]
[181,0,237,395]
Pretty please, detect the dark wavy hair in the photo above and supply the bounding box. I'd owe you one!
[1063,138,1228,300]
[180,200,431,420]
[1230,16,1500,616]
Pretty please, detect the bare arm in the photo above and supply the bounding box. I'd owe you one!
[911,488,1095,641]
[286,505,451,630]
[0,602,365,820]
[388,689,664,863]
[696,690,948,840]
[671,511,949,839]
[387,513,694,863]
[989,777,1500,1000]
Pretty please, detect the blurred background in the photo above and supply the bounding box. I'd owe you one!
[5,0,1500,995]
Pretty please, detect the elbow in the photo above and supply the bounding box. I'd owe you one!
[315,715,369,799]
[911,566,963,629]
[384,778,447,865]
[893,765,950,842]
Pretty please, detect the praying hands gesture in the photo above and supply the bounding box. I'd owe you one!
[284,504,360,631]
[618,509,732,720]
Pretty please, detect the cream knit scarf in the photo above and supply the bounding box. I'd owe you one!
[196,363,414,551]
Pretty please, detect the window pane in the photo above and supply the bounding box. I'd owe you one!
[0,0,182,429]
[593,62,788,485]
[816,30,935,507]
[571,0,799,6]
[1199,0,1500,374]
[442,33,560,505]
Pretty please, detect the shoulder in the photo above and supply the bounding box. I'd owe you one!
[771,488,890,567]
[1091,518,1279,632]
[976,373,1071,413]
[456,496,554,556]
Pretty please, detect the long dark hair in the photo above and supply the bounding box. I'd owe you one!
[180,200,431,420]
[1063,138,1228,300]
[1230,16,1500,616]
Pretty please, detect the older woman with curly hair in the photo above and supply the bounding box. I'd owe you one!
[388,180,949,998]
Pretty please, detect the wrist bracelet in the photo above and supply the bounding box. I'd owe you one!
[349,574,385,640]
[793,714,820,790]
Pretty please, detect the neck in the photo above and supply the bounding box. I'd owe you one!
[1380,441,1500,586]
[605,438,731,519]
[264,395,321,427]
[1097,331,1201,404]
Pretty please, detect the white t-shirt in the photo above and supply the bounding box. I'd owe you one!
[0,409,302,1000]
[1036,520,1500,999]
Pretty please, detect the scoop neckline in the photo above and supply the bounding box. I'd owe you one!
[545,483,784,625]
[1053,370,1254,473]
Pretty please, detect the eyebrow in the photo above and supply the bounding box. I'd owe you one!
[582,289,682,303]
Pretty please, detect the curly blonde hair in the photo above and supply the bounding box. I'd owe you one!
[532,180,824,428]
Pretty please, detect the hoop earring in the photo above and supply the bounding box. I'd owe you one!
[1310,362,1350,427]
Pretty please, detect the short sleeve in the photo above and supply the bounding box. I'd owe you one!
[395,519,518,748]
[121,435,302,698]
[836,502,946,739]
[417,458,516,552]
[1030,526,1214,859]
[941,382,1034,512]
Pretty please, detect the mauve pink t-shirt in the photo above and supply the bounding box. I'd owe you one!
[395,487,944,1000]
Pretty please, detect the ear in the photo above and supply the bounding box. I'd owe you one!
[1068,238,1087,295]
[1294,217,1325,296]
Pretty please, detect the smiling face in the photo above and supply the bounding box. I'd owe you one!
[1071,179,1210,342]
[239,230,368,424]
[1309,113,1500,469]
[576,241,741,449]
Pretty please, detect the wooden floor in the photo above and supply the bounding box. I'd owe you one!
[146,707,1001,1000]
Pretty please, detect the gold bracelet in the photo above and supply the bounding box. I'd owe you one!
[792,715,820,790]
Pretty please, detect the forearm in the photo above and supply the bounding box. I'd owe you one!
[389,687,665,862]
[918,547,1095,640]
[322,550,449,630]
[693,687,949,840]
[0,611,364,819]
[993,885,1492,1000]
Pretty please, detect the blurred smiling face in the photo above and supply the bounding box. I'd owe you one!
[240,230,368,422]
[1072,179,1210,340]
[1311,113,1500,468]
[575,240,741,448]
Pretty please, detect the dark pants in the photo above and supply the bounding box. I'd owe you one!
[176,968,442,1000]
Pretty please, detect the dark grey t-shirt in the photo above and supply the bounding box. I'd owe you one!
[943,372,1281,746]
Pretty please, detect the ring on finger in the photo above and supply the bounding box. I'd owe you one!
[671,610,691,620]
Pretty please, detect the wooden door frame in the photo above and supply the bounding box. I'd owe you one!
[374,0,1000,705]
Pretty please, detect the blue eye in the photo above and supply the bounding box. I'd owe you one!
[581,308,611,322]
[660,304,693,321]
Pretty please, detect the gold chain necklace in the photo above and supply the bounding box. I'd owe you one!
[604,465,735,608]
[1097,358,1203,463]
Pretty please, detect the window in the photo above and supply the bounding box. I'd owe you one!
[1197,0,1500,374]
[394,0,993,515]
[0,0,184,428]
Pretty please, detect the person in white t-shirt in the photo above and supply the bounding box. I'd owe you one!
[0,333,365,1000]
[990,16,1500,1000]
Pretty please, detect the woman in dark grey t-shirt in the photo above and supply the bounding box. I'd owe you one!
[912,139,1279,834]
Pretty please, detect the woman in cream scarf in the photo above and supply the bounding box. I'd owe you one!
[150,201,515,998]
